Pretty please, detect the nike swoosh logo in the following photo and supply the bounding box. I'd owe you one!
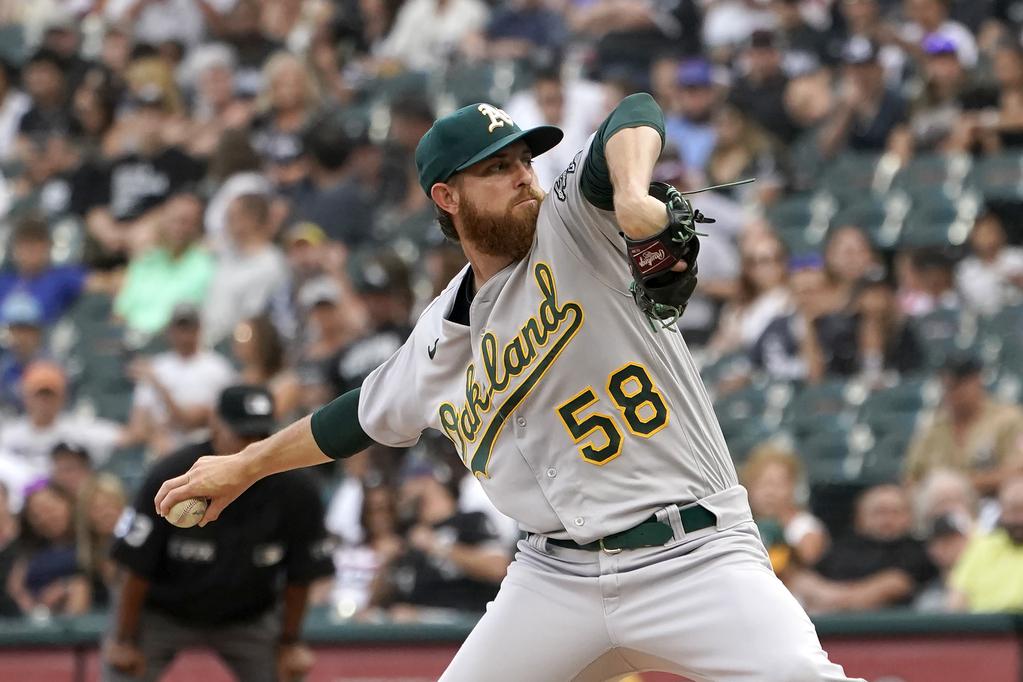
[428,338,439,360]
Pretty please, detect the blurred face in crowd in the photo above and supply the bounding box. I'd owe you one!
[24,60,64,105]
[308,299,346,339]
[101,29,131,75]
[714,105,746,147]
[927,531,967,571]
[825,226,875,286]
[26,487,72,541]
[846,61,884,98]
[999,477,1023,545]
[401,475,456,526]
[994,46,1023,90]
[286,239,324,280]
[361,485,398,542]
[44,27,79,59]
[841,0,878,31]
[968,213,1006,260]
[679,84,717,123]
[167,317,201,356]
[161,194,203,253]
[742,235,787,293]
[918,470,976,523]
[268,58,308,112]
[855,485,912,541]
[925,53,963,96]
[8,323,43,361]
[535,78,565,126]
[905,0,946,31]
[747,460,797,519]
[12,236,49,276]
[227,0,261,36]
[51,451,92,498]
[746,45,782,80]
[942,372,985,420]
[199,63,235,111]
[785,71,834,127]
[211,414,249,456]
[132,104,169,153]
[439,141,543,262]
[88,486,125,537]
[25,386,64,426]
[226,196,265,243]
[789,267,830,318]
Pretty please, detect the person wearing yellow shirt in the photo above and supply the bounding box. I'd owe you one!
[949,476,1023,612]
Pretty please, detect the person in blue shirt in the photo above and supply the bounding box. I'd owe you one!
[0,216,86,324]
[0,291,51,412]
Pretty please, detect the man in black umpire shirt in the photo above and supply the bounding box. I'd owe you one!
[104,385,334,682]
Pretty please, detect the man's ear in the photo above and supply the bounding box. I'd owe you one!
[430,182,459,215]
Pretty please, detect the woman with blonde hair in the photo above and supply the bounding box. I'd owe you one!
[251,51,321,163]
[741,443,829,570]
[76,474,127,608]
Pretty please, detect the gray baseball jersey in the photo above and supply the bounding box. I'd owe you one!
[358,135,748,544]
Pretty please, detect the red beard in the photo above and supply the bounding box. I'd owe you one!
[458,187,544,262]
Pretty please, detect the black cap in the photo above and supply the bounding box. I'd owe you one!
[929,512,969,540]
[217,385,276,438]
[943,351,982,381]
[352,252,411,295]
[749,29,777,50]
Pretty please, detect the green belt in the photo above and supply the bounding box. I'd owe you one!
[542,504,717,553]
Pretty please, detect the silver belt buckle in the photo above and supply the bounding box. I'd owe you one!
[599,537,623,554]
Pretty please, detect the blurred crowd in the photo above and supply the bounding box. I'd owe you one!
[0,0,1021,627]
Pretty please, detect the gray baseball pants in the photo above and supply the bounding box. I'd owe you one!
[440,521,866,682]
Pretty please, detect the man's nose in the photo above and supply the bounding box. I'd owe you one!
[512,159,532,186]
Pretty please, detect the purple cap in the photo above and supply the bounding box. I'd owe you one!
[678,59,713,88]
[922,33,958,58]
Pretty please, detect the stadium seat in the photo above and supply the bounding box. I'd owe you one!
[782,379,854,425]
[830,194,909,249]
[970,153,1023,202]
[890,153,973,197]
[714,385,768,435]
[819,152,886,206]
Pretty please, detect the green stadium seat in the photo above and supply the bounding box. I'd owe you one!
[819,152,885,205]
[783,379,853,426]
[970,153,1023,202]
[856,432,912,484]
[890,153,973,197]
[714,385,768,435]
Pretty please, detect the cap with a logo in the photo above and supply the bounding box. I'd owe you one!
[415,103,562,196]
[1,292,44,327]
[218,385,276,437]
[842,36,878,65]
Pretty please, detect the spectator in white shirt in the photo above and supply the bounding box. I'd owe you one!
[201,193,290,346]
[0,362,125,477]
[377,0,490,72]
[125,304,237,459]
[956,211,1023,315]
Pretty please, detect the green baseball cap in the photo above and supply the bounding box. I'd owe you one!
[415,103,563,196]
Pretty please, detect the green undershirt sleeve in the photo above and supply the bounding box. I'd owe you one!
[579,92,666,211]
[310,387,375,460]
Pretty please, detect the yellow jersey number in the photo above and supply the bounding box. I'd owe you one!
[556,363,670,466]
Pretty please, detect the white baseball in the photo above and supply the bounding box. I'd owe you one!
[167,497,209,528]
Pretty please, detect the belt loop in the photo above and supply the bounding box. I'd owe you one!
[527,533,549,553]
[662,504,685,542]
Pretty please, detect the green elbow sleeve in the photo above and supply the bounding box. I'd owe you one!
[310,388,375,459]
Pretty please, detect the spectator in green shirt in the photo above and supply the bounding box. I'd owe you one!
[113,192,214,337]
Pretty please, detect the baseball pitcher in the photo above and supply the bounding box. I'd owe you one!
[156,94,864,682]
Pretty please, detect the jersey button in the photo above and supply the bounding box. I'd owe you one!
[546,467,557,478]
[573,517,584,527]
[516,417,527,427]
